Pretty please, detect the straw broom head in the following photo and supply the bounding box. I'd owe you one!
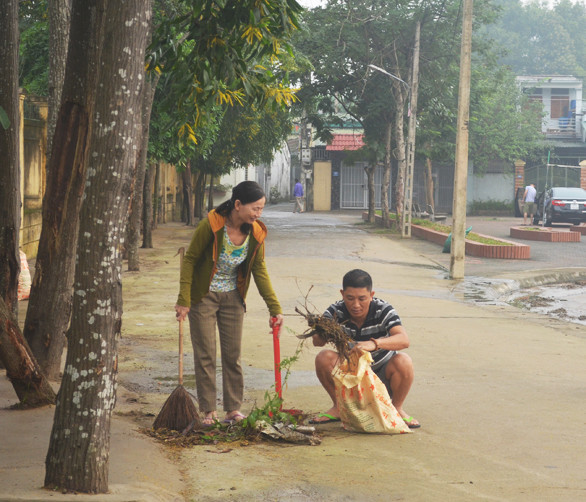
[153,385,199,432]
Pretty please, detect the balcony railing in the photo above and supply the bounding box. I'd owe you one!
[544,116,582,140]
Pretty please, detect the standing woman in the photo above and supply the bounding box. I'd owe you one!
[174,181,283,426]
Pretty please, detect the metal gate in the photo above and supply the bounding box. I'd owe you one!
[340,162,390,209]
[525,164,581,192]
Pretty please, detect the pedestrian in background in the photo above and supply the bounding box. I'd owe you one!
[293,178,304,213]
[174,181,283,427]
[523,182,537,225]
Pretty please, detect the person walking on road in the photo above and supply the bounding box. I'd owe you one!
[523,182,537,225]
[309,269,420,429]
[293,178,304,213]
[174,181,283,427]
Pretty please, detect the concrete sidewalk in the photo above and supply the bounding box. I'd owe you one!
[2,207,586,501]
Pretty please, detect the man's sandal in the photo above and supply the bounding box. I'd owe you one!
[403,416,421,429]
[309,413,341,424]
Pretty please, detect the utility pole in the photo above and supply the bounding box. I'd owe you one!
[450,0,473,279]
[401,20,421,238]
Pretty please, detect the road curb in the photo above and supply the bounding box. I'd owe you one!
[485,268,586,299]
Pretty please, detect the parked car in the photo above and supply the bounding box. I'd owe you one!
[532,187,586,226]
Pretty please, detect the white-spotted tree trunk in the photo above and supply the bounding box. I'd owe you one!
[126,46,159,271]
[44,0,150,493]
[24,0,105,379]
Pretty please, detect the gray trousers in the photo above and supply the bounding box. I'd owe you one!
[188,290,245,412]
[294,197,304,212]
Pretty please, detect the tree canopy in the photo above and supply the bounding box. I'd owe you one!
[488,0,586,77]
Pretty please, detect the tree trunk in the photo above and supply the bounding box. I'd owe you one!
[365,164,376,224]
[0,297,56,407]
[127,74,158,271]
[153,162,160,228]
[44,0,149,493]
[125,140,145,270]
[207,176,215,212]
[381,121,392,228]
[23,0,105,380]
[47,0,71,157]
[425,156,435,211]
[193,170,206,219]
[0,0,21,317]
[181,162,193,225]
[393,87,406,229]
[142,162,155,249]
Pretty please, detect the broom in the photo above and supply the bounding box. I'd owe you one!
[153,248,199,431]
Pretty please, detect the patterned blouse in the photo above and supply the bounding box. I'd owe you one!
[209,227,250,292]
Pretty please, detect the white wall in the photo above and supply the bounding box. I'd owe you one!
[467,164,514,203]
[256,141,291,200]
[217,141,291,203]
[217,165,259,205]
[249,141,292,201]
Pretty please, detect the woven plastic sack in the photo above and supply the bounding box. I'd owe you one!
[334,349,411,434]
[18,250,32,301]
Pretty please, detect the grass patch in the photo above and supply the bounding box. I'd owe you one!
[372,210,513,245]
[411,216,513,246]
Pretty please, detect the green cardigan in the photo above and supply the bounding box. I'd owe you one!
[177,209,282,316]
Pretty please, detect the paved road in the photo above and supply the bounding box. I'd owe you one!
[263,204,586,281]
[4,205,586,502]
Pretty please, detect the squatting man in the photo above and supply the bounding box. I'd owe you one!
[309,269,420,428]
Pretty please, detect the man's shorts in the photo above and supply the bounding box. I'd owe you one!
[523,201,536,215]
[373,351,397,398]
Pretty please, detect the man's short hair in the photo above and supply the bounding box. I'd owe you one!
[342,269,373,291]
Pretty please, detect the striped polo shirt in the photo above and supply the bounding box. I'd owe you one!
[323,297,402,370]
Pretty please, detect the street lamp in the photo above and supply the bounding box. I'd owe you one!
[367,64,410,93]
[367,23,420,238]
[367,65,413,237]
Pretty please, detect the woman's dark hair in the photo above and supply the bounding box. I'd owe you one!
[215,181,266,233]
[342,269,373,291]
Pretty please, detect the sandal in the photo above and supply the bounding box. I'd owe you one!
[402,416,421,429]
[308,413,340,424]
[223,411,246,424]
[201,412,218,429]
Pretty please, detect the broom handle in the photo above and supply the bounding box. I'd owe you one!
[178,319,184,386]
[178,247,185,386]
[271,318,282,400]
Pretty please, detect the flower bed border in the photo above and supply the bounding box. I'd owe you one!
[362,212,530,259]
[510,226,581,242]
[570,225,586,236]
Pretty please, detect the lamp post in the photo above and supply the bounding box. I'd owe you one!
[368,23,420,237]
[368,64,412,236]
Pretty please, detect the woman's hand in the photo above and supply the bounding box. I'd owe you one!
[175,304,190,322]
[270,314,284,329]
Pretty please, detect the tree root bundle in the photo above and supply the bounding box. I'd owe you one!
[295,306,352,362]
